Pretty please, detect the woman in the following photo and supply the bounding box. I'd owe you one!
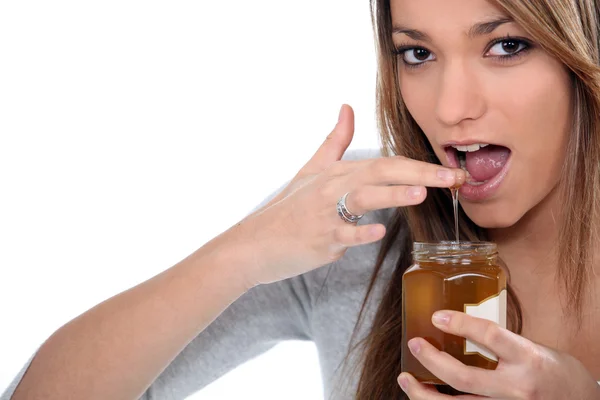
[4,0,600,399]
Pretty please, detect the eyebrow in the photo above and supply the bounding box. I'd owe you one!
[392,17,514,41]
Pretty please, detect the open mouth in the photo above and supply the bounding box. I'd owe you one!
[445,143,512,187]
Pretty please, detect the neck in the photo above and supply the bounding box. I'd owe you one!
[488,185,563,316]
[490,187,560,276]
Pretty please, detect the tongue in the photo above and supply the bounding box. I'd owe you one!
[465,145,510,182]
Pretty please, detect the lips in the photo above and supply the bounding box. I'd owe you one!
[443,142,512,202]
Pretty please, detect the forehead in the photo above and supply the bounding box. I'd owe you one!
[390,0,508,30]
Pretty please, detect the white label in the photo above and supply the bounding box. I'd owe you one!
[464,289,507,361]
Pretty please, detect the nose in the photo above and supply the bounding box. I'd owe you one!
[435,60,486,127]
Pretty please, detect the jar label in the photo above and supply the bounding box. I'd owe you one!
[464,289,507,361]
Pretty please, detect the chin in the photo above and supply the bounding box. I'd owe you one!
[461,202,522,230]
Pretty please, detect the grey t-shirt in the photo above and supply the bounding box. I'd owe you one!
[2,148,402,399]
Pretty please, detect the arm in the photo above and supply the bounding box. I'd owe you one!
[2,148,383,400]
[8,222,264,400]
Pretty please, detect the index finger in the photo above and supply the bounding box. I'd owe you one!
[357,156,466,188]
[431,310,530,362]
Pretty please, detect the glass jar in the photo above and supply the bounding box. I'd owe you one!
[401,241,507,385]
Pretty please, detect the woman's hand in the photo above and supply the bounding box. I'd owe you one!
[232,104,465,288]
[397,311,600,399]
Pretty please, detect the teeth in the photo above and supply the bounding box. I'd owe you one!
[451,143,489,152]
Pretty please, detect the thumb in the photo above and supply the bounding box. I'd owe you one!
[301,104,355,175]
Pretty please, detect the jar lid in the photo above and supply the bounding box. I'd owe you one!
[412,241,497,264]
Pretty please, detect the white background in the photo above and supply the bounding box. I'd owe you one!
[0,1,380,398]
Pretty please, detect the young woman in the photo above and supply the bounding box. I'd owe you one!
[4,0,600,399]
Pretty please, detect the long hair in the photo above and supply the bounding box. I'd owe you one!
[333,1,600,398]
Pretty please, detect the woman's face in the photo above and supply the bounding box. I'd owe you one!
[391,0,573,228]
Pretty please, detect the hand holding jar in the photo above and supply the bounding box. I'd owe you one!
[398,242,600,399]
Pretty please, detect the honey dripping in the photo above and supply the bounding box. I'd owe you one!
[450,182,462,243]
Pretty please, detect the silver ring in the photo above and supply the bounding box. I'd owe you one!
[336,192,364,223]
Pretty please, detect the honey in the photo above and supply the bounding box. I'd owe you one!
[401,241,506,385]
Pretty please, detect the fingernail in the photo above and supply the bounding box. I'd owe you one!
[408,338,420,355]
[432,311,450,325]
[398,375,409,391]
[437,169,456,182]
[408,186,422,199]
[338,104,344,123]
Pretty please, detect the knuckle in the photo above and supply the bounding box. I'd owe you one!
[326,250,344,263]
[354,228,365,244]
[317,180,338,201]
[333,226,347,244]
[395,186,410,204]
[324,161,346,177]
[482,323,501,348]
[334,225,366,246]
[391,187,404,204]
[451,373,474,393]
[514,380,539,400]
[454,314,468,337]
[515,349,550,399]
[416,164,429,184]
[334,225,360,246]
[363,158,377,172]
[356,226,372,243]
[371,159,392,180]
[528,346,546,372]
[528,347,557,386]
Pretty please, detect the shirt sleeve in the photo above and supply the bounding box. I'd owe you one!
[1,354,36,400]
[140,272,314,399]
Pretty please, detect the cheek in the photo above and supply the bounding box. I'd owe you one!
[490,62,571,222]
[498,66,571,194]
[399,70,436,116]
[399,75,439,131]
[495,62,571,151]
[400,78,444,159]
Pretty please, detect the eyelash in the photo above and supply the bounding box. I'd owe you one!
[391,35,533,69]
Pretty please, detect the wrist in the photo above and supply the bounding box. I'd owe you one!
[195,218,267,293]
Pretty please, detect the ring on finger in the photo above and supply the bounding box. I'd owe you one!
[336,192,364,223]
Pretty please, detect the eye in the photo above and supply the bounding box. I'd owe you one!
[486,38,528,57]
[403,48,435,65]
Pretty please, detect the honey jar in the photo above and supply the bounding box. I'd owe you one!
[400,241,507,385]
